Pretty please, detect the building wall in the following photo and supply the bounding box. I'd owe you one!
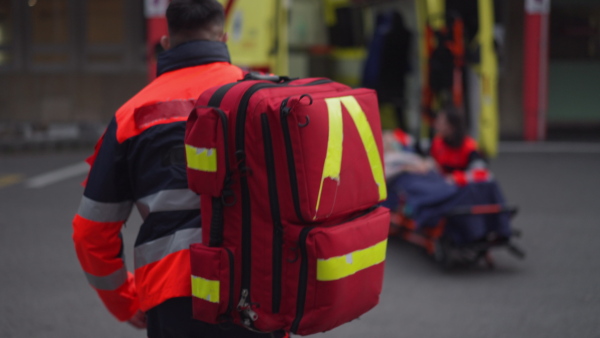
[0,72,146,124]
[0,0,146,126]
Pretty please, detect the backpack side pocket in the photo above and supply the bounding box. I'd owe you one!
[185,106,230,196]
[190,244,235,323]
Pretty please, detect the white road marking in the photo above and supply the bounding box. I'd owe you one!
[25,162,89,188]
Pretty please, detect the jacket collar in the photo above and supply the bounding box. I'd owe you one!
[156,40,231,77]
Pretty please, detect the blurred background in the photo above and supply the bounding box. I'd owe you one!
[1,1,600,337]
[0,0,598,151]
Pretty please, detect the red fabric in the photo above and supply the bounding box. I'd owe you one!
[72,215,138,320]
[186,78,389,334]
[96,274,140,321]
[393,128,411,147]
[116,62,244,143]
[72,215,127,276]
[471,168,490,182]
[295,207,389,335]
[133,99,195,129]
[189,245,232,323]
[134,250,193,311]
[430,136,478,174]
[523,13,549,141]
[452,171,468,187]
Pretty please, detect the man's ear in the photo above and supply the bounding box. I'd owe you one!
[221,32,228,43]
[160,35,171,51]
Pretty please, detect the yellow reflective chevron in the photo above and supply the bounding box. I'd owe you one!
[191,275,220,303]
[185,145,217,172]
[315,96,387,217]
[339,96,387,201]
[316,239,387,281]
[314,99,344,217]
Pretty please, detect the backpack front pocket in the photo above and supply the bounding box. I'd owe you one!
[290,206,390,335]
[280,89,386,222]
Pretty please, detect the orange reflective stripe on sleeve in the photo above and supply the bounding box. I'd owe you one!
[135,249,193,311]
[72,214,127,277]
[132,228,201,311]
[73,213,138,321]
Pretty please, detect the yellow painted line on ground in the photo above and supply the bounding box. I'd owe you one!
[0,174,25,189]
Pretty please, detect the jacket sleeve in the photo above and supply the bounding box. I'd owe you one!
[72,118,139,321]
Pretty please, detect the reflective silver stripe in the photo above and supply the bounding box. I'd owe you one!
[134,228,201,269]
[77,196,133,223]
[84,265,128,291]
[467,159,487,170]
[135,189,199,220]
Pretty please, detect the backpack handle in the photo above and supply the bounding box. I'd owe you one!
[243,71,292,83]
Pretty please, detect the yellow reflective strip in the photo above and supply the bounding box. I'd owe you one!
[315,98,344,216]
[317,239,387,282]
[185,145,217,172]
[191,275,220,303]
[339,96,387,201]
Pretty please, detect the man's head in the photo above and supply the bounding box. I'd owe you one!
[161,0,226,50]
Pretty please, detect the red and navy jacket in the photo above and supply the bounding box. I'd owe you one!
[429,135,492,186]
[72,40,244,321]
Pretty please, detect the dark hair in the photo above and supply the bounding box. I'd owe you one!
[166,0,225,36]
[440,106,467,148]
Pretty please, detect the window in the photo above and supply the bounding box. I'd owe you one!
[550,5,600,60]
[28,0,73,70]
[84,0,130,71]
[1,0,145,72]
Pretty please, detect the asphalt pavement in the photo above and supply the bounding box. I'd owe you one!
[1,143,599,338]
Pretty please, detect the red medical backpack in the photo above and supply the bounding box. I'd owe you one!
[184,74,390,335]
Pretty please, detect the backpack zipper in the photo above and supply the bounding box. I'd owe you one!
[290,226,314,333]
[261,113,283,313]
[278,79,332,223]
[227,79,333,323]
[204,107,232,247]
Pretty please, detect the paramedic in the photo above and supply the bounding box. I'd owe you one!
[72,1,284,337]
[429,107,491,186]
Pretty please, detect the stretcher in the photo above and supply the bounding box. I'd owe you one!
[389,202,525,269]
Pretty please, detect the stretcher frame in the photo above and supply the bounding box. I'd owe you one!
[389,203,525,269]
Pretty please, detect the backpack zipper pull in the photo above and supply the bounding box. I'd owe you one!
[237,288,249,310]
[237,289,259,325]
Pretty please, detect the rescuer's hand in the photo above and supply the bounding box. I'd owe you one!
[127,309,147,329]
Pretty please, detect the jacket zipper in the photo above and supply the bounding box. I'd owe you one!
[261,113,283,313]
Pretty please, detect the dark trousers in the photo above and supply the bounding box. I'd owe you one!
[146,297,286,338]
